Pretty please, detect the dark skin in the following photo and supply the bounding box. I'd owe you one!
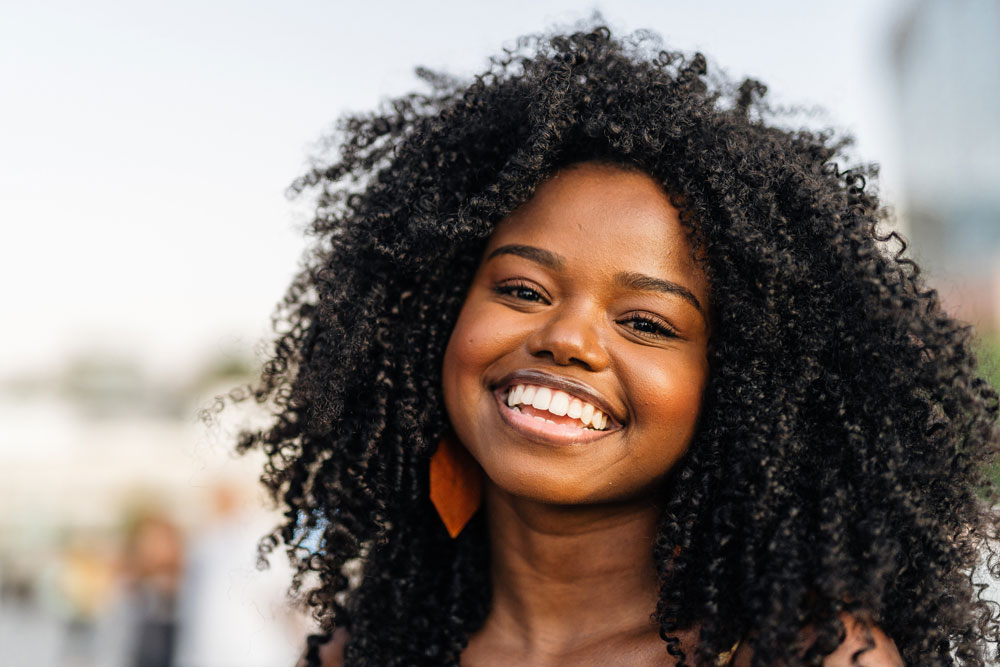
[311,163,903,666]
[459,490,681,665]
[445,162,710,664]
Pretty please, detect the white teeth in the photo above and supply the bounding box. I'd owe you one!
[531,387,552,410]
[549,391,570,416]
[504,383,613,431]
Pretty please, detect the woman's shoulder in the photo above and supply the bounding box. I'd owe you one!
[301,617,902,667]
[819,616,903,667]
[296,628,348,667]
[729,614,903,667]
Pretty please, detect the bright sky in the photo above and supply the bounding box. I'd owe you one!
[0,0,912,381]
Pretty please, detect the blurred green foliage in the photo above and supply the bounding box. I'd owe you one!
[976,334,1000,491]
[979,334,1000,394]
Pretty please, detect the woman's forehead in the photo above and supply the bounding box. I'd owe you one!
[482,162,711,305]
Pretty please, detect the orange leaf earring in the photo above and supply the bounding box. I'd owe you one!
[429,432,483,538]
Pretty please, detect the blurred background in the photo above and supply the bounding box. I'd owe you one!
[1,1,997,665]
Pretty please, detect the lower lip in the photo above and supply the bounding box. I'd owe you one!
[493,391,621,446]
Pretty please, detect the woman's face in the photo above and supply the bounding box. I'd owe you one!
[442,162,711,506]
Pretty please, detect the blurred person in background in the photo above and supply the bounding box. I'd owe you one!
[173,480,308,667]
[121,512,184,667]
[57,534,117,667]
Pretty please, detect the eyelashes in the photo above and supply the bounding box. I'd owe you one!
[492,279,546,303]
[492,279,679,340]
[619,313,678,340]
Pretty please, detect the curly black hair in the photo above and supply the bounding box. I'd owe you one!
[231,25,1000,666]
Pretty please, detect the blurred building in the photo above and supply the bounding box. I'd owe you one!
[891,0,1000,331]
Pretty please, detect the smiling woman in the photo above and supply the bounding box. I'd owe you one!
[231,25,1000,666]
[443,164,710,508]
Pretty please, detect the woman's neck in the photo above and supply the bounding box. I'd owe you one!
[471,481,668,661]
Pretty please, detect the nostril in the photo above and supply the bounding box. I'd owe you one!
[531,348,589,370]
[526,313,610,371]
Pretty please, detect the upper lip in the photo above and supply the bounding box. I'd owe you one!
[492,369,626,426]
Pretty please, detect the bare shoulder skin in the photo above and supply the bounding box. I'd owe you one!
[729,615,903,667]
[821,616,903,667]
[294,628,348,667]
[306,616,901,666]
[320,628,348,667]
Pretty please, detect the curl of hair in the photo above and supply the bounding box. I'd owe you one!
[230,25,1000,666]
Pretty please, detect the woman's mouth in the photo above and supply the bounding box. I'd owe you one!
[493,381,623,445]
[505,384,609,430]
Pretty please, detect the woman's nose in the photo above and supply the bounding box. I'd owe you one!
[526,305,610,372]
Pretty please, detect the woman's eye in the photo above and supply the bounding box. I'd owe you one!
[619,313,678,339]
[493,280,547,303]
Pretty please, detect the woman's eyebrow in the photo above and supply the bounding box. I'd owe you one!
[615,271,703,314]
[486,244,565,270]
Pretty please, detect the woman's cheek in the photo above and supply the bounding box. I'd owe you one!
[443,300,507,428]
[631,349,708,430]
[445,303,496,377]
